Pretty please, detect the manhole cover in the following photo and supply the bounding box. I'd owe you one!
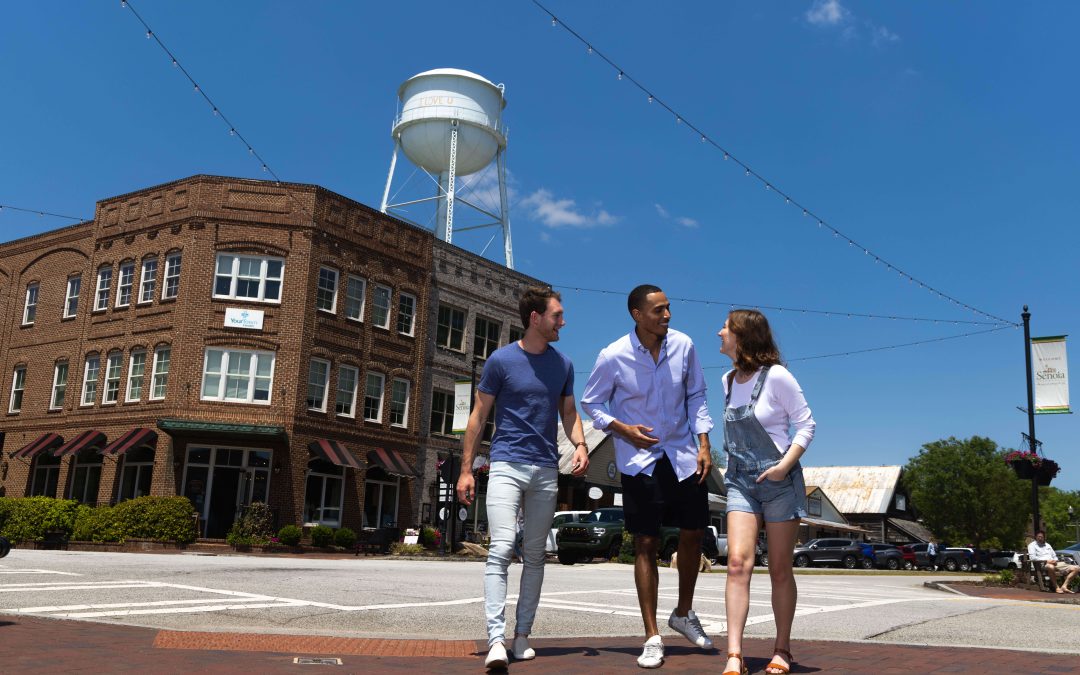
[293,657,343,666]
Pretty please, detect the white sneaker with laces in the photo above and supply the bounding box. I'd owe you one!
[637,635,665,669]
[511,635,535,660]
[667,609,713,649]
[484,640,508,669]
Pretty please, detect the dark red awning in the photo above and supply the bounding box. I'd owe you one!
[308,439,362,469]
[366,447,418,478]
[10,432,64,459]
[54,430,107,457]
[100,428,158,456]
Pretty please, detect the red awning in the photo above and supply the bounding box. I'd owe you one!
[54,430,107,457]
[308,439,363,470]
[10,433,64,459]
[366,447,418,478]
[100,428,158,456]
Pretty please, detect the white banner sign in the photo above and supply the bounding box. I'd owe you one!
[452,380,472,433]
[1032,335,1070,414]
[224,307,264,330]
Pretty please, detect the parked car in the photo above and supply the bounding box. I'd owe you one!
[714,534,767,566]
[991,550,1021,570]
[703,526,720,563]
[894,544,917,570]
[792,538,869,569]
[554,508,680,565]
[968,548,994,572]
[904,542,972,571]
[861,542,906,570]
[1055,542,1080,566]
[546,511,590,553]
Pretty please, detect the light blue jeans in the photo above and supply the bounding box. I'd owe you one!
[484,461,558,646]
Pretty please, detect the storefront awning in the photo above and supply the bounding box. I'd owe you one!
[101,428,158,456]
[308,439,363,469]
[366,448,418,478]
[54,430,107,457]
[800,516,871,534]
[157,418,286,438]
[10,432,63,459]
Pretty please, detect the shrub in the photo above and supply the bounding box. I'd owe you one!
[310,525,334,548]
[278,525,303,547]
[72,504,124,542]
[617,530,635,564]
[390,542,425,556]
[226,502,276,547]
[114,496,197,544]
[0,496,81,542]
[334,527,357,549]
[420,526,439,549]
[999,568,1015,585]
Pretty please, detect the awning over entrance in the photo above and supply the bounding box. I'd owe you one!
[308,439,363,469]
[101,428,158,456]
[10,432,63,459]
[800,516,871,534]
[366,448,418,478]
[158,418,286,439]
[54,430,108,457]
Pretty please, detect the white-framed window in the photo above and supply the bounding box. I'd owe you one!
[201,348,275,404]
[22,283,38,325]
[363,372,385,422]
[102,351,123,404]
[69,450,103,505]
[64,276,81,318]
[397,293,416,336]
[50,361,69,410]
[29,451,60,497]
[474,316,502,359]
[150,347,170,400]
[8,366,26,413]
[304,458,344,527]
[162,252,182,299]
[436,304,466,351]
[213,254,284,303]
[126,350,146,402]
[139,257,157,304]
[81,354,100,407]
[94,266,112,311]
[372,285,392,329]
[430,390,454,436]
[117,446,155,502]
[335,365,359,418]
[115,261,135,307]
[345,275,366,321]
[316,267,338,313]
[307,358,330,411]
[363,468,399,529]
[508,326,524,344]
[390,378,410,428]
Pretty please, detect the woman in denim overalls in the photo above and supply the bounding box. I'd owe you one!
[718,310,816,675]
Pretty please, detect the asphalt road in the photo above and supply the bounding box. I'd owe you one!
[2,550,1078,654]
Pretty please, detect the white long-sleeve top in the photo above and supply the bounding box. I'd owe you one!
[722,365,815,455]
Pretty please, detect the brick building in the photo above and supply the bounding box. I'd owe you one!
[0,175,437,538]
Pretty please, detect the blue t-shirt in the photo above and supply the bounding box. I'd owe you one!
[477,342,575,467]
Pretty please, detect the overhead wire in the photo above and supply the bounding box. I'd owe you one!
[0,204,87,222]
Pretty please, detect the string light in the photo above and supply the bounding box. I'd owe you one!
[0,204,86,222]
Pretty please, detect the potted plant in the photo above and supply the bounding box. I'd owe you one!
[1004,450,1059,485]
[1036,459,1061,486]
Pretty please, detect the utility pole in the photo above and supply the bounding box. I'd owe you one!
[1022,306,1041,533]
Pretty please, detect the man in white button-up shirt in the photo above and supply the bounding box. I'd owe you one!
[1028,530,1079,593]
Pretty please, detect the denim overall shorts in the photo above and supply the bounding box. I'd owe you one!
[723,366,807,522]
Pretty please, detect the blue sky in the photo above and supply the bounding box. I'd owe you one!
[2,1,1077,489]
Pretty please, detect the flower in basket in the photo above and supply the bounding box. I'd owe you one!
[1004,450,1044,467]
[1040,459,1061,479]
[476,463,491,476]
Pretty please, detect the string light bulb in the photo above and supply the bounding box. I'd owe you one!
[647,94,653,103]
[551,17,557,26]
[586,46,593,54]
[617,71,623,80]
[146,30,152,39]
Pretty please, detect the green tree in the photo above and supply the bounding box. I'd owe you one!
[903,436,1029,549]
[1038,488,1080,548]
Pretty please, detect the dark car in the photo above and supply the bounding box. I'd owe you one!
[861,542,906,570]
[555,508,681,565]
[904,542,972,571]
[792,538,869,569]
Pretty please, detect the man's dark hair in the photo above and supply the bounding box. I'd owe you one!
[1036,529,1046,536]
[627,284,663,314]
[519,286,561,329]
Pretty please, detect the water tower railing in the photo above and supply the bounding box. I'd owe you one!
[393,107,505,136]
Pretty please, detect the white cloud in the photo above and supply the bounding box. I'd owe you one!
[519,189,619,228]
[805,0,900,47]
[871,24,900,46]
[654,203,670,218]
[538,231,552,243]
[676,216,699,228]
[805,0,848,26]
[655,202,700,228]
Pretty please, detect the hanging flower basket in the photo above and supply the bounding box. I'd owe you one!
[1036,459,1061,487]
[1004,451,1059,484]
[1009,459,1036,480]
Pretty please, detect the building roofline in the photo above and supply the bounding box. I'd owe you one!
[0,219,93,251]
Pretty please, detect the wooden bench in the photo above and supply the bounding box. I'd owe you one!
[354,528,400,556]
[1018,554,1056,592]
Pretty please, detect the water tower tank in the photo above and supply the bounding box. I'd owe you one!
[394,68,506,177]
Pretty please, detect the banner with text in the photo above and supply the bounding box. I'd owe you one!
[452,380,473,433]
[1032,335,1070,414]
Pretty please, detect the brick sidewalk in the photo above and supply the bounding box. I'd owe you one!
[3,614,1079,674]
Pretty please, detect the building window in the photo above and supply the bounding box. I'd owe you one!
[390,378,410,428]
[473,317,502,360]
[150,347,170,400]
[509,327,524,344]
[895,494,907,511]
[335,365,359,418]
[808,495,822,517]
[430,390,455,436]
[307,359,330,411]
[117,446,154,502]
[162,253,182,299]
[201,348,275,404]
[372,285,392,329]
[139,257,158,304]
[213,254,284,303]
[50,361,69,410]
[397,293,416,336]
[363,467,399,528]
[316,267,338,313]
[94,266,112,311]
[64,276,81,318]
[436,305,466,351]
[81,355,100,407]
[30,452,61,497]
[8,366,26,413]
[304,459,344,527]
[126,350,146,402]
[22,283,38,325]
[102,351,123,405]
[69,450,103,505]
[363,372,385,422]
[116,261,135,307]
[345,275,366,321]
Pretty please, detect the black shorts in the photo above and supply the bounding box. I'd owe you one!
[621,453,708,536]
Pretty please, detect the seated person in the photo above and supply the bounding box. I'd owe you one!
[1028,530,1080,593]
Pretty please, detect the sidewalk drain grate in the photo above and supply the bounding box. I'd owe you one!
[293,657,343,666]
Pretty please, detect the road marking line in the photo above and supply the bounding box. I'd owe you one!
[0,569,82,576]
[0,584,161,593]
[60,601,307,619]
[12,598,274,613]
[701,597,918,633]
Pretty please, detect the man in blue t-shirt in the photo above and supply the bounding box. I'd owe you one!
[457,287,590,668]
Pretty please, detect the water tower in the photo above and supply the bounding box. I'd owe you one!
[380,68,514,269]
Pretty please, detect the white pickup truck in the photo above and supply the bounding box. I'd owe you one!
[712,528,767,566]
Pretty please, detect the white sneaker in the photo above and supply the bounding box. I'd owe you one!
[667,608,713,649]
[637,635,664,669]
[511,635,535,660]
[484,640,508,669]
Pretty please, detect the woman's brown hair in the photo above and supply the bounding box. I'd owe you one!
[727,309,783,373]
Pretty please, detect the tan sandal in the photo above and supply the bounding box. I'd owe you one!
[765,647,794,674]
[723,652,749,675]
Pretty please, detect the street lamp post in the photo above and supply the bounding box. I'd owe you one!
[1022,306,1041,533]
[1069,506,1080,545]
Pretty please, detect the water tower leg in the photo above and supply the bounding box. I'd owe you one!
[497,150,514,270]
[380,138,400,214]
[441,122,459,243]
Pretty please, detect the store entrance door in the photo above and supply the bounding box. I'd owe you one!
[206,467,242,538]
